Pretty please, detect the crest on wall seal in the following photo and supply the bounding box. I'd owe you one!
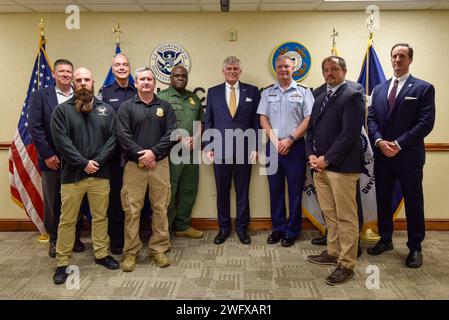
[149,42,191,84]
[271,41,312,82]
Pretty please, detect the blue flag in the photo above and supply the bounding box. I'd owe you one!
[103,43,134,87]
[357,42,386,95]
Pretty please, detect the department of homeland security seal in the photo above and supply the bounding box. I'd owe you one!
[271,41,312,82]
[149,42,191,84]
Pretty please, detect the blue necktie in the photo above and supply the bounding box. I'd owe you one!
[320,89,333,114]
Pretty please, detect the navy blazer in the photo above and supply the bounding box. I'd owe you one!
[204,82,260,162]
[306,83,365,173]
[367,75,435,166]
[27,85,60,171]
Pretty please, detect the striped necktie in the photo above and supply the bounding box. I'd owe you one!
[320,89,333,114]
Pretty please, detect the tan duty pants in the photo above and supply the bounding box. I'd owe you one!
[56,177,110,267]
[121,158,171,256]
[313,170,360,270]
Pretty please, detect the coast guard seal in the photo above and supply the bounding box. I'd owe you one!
[150,42,191,84]
[271,41,312,82]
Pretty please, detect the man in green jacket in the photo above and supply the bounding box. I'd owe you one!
[157,65,204,239]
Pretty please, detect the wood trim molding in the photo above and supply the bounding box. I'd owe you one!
[1,218,449,232]
[2,142,449,151]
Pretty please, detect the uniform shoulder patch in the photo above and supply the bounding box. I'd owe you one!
[261,84,274,92]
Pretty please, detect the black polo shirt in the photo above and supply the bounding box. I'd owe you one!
[117,94,177,163]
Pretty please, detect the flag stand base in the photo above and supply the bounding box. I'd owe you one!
[360,228,380,243]
[37,233,49,243]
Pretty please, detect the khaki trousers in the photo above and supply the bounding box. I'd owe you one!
[121,159,171,255]
[56,177,110,267]
[313,170,360,270]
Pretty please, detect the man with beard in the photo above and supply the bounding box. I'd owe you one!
[28,59,85,258]
[157,65,204,239]
[51,67,119,285]
[98,53,137,255]
[117,67,176,271]
[306,56,365,285]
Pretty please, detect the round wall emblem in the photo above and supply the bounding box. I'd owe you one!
[271,41,312,82]
[149,42,191,84]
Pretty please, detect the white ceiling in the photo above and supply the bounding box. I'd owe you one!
[0,0,448,12]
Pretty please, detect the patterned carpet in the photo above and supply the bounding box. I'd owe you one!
[0,230,448,300]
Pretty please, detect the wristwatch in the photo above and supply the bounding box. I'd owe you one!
[288,134,297,142]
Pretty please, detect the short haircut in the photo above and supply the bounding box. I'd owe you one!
[391,43,414,59]
[171,65,188,76]
[54,59,73,70]
[112,53,130,64]
[134,67,155,80]
[222,56,242,70]
[321,56,347,71]
[275,55,293,66]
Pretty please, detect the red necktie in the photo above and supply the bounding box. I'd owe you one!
[388,79,399,109]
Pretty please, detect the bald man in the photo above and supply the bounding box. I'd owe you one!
[51,67,120,285]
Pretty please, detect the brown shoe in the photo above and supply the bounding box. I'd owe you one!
[151,252,170,268]
[175,227,204,239]
[325,265,355,286]
[307,250,338,266]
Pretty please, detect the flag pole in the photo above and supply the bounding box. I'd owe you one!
[360,11,381,243]
[37,18,49,243]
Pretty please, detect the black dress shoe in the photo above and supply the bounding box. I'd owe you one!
[95,255,120,270]
[73,239,85,253]
[53,266,68,285]
[311,235,327,246]
[237,230,251,245]
[367,241,394,255]
[406,250,423,268]
[267,232,284,245]
[281,236,295,247]
[49,241,56,258]
[111,247,123,255]
[214,230,230,245]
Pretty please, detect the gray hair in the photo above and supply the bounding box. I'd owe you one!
[112,53,130,65]
[134,67,155,81]
[275,55,293,65]
[222,56,242,70]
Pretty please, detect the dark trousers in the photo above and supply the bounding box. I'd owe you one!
[374,159,425,251]
[42,170,83,242]
[213,162,252,233]
[266,139,306,239]
[108,160,125,249]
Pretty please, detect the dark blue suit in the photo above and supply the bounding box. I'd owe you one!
[28,86,59,171]
[367,75,435,251]
[204,82,260,233]
[27,86,84,242]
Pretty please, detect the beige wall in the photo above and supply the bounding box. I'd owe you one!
[1,11,448,221]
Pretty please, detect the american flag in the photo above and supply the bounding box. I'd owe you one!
[8,38,54,235]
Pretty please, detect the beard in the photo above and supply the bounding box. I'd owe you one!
[74,86,94,113]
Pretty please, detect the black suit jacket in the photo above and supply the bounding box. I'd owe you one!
[27,85,60,171]
[306,82,365,173]
[367,75,435,166]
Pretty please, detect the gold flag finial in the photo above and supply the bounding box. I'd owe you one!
[330,26,339,56]
[39,17,46,46]
[112,23,122,44]
[367,10,375,42]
